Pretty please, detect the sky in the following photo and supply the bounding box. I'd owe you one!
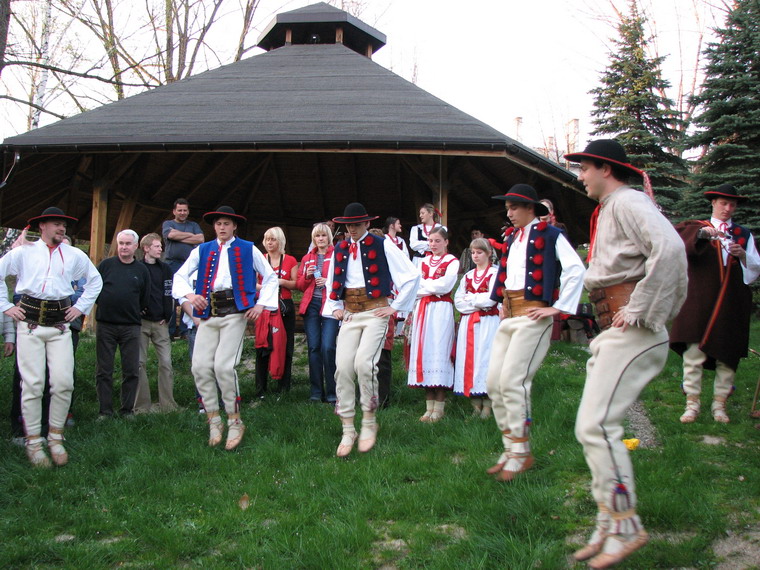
[1,0,724,153]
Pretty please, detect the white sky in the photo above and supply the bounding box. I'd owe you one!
[1,0,724,151]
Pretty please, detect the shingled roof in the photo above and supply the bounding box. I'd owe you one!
[0,3,591,255]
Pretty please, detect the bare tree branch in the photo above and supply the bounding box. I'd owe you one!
[0,94,67,119]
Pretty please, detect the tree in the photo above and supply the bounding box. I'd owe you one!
[1,0,263,132]
[685,0,760,232]
[589,0,690,218]
[0,0,10,76]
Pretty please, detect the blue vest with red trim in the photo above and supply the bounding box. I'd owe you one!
[726,222,752,248]
[490,221,562,305]
[329,234,393,300]
[194,238,258,318]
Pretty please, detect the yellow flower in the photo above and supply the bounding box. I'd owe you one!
[623,438,640,451]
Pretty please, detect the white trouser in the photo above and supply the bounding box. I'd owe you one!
[486,315,552,438]
[682,343,734,399]
[575,325,668,514]
[334,310,388,419]
[16,321,74,436]
[192,313,247,415]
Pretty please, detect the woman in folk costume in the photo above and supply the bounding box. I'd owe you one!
[297,223,338,403]
[454,238,499,418]
[407,226,459,421]
[409,203,447,268]
[254,227,298,397]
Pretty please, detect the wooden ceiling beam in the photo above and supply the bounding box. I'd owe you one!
[148,154,197,202]
[185,154,237,202]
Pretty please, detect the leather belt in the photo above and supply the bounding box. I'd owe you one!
[20,294,71,326]
[503,289,548,318]
[344,287,389,313]
[209,289,241,317]
[588,281,639,330]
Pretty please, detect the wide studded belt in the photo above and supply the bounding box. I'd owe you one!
[588,281,639,330]
[19,294,71,326]
[209,289,240,317]
[344,287,389,313]
[503,289,548,318]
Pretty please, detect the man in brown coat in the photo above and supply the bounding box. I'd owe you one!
[670,184,760,423]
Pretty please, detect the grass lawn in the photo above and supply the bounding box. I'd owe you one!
[1,322,759,568]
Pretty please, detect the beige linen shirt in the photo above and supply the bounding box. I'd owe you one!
[584,186,688,332]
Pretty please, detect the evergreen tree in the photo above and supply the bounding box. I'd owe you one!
[589,0,688,218]
[686,0,760,233]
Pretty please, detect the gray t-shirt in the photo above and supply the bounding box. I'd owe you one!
[162,219,202,262]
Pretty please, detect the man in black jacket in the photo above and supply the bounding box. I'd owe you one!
[95,229,150,418]
[134,233,178,413]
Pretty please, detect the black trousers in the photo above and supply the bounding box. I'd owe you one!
[95,322,141,416]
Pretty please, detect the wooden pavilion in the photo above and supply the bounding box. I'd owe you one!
[0,2,592,262]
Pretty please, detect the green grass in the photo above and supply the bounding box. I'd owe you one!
[1,322,759,568]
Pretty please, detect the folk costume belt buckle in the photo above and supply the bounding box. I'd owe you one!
[210,294,220,317]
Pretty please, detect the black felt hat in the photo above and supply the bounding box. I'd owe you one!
[27,207,78,228]
[332,202,379,224]
[492,184,549,217]
[203,205,247,225]
[703,184,749,202]
[564,139,645,179]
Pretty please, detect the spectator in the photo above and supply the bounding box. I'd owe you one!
[95,229,150,419]
[162,199,204,338]
[255,227,298,397]
[409,203,446,267]
[458,225,486,274]
[296,223,338,403]
[134,233,178,413]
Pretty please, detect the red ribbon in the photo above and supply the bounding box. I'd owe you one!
[587,205,601,263]
[349,242,358,260]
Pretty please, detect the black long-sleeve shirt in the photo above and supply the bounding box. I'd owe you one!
[96,256,150,325]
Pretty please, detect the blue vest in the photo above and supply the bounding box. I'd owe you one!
[490,222,562,305]
[329,234,393,300]
[727,222,752,248]
[194,238,258,318]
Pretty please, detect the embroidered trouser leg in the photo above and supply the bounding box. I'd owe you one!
[334,311,388,419]
[682,343,735,399]
[485,315,552,438]
[17,322,74,436]
[192,313,247,414]
[575,325,668,511]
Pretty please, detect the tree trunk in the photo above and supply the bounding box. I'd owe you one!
[0,0,11,77]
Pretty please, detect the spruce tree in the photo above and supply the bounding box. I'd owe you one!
[589,0,688,218]
[686,0,760,232]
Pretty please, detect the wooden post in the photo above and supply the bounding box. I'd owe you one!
[434,156,449,227]
[336,26,343,44]
[90,181,108,265]
[285,28,292,45]
[106,189,139,257]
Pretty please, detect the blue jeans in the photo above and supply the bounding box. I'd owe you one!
[303,296,339,402]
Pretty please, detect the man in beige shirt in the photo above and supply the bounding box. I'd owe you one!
[565,140,687,568]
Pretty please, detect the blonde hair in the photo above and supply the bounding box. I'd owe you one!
[140,232,162,250]
[420,203,440,224]
[263,226,286,254]
[470,237,492,256]
[311,223,333,248]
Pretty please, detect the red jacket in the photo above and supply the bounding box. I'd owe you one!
[296,246,334,316]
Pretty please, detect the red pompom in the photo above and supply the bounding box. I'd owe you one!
[339,240,349,249]
[364,235,374,246]
[330,292,338,300]
[500,256,507,267]
[531,269,543,281]
[332,281,341,290]
[496,286,504,298]
[733,227,742,236]
[532,284,544,296]
[536,221,548,231]
[370,289,381,298]
[504,227,515,237]
[335,267,343,275]
[533,254,544,265]
[534,236,545,250]
[368,249,377,259]
[738,237,747,246]
[336,253,344,262]
[369,264,378,274]
[370,277,380,286]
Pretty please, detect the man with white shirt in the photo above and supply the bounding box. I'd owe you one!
[670,184,760,424]
[0,207,102,467]
[564,139,687,568]
[485,184,585,482]
[323,203,419,457]
[173,206,278,451]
